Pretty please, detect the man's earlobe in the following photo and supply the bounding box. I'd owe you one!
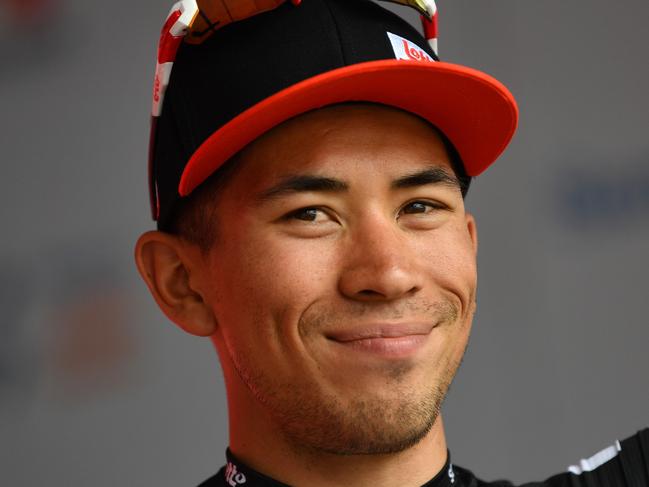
[134,231,218,337]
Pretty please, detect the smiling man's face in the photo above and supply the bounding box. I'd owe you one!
[196,103,478,455]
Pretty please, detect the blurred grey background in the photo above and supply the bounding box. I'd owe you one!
[1,0,647,485]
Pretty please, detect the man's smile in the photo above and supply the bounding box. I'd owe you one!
[325,321,436,359]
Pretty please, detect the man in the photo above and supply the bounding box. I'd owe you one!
[135,0,648,485]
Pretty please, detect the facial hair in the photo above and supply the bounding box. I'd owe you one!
[228,297,468,456]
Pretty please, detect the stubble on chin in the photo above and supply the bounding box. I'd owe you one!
[276,379,449,456]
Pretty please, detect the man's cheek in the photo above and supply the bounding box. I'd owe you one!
[261,242,337,288]
[424,243,476,308]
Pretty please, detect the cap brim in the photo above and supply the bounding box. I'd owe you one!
[179,59,518,196]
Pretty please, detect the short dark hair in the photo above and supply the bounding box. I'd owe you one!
[160,107,472,251]
[437,129,473,199]
[159,151,244,251]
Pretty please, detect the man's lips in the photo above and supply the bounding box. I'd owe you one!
[325,321,436,342]
[325,322,435,358]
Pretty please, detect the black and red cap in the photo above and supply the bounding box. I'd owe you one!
[148,0,518,228]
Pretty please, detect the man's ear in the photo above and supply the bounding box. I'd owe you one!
[465,213,478,256]
[134,231,218,337]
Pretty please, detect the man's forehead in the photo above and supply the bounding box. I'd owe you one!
[229,103,455,191]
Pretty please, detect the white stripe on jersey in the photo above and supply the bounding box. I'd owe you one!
[567,440,622,475]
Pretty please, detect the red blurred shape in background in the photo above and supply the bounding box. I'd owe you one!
[4,0,58,27]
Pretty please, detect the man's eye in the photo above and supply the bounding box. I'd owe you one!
[400,201,445,215]
[285,207,329,223]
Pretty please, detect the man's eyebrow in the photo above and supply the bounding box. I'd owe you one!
[253,166,460,205]
[253,175,349,204]
[391,167,461,191]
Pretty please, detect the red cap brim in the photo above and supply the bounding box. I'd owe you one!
[179,60,518,196]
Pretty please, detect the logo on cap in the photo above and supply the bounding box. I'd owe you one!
[387,32,435,62]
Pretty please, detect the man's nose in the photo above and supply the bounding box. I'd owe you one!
[337,215,423,301]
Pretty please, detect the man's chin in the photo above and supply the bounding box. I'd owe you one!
[314,415,438,457]
[277,387,444,457]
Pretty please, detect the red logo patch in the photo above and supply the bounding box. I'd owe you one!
[402,39,432,62]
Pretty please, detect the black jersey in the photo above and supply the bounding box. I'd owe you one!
[198,428,648,487]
